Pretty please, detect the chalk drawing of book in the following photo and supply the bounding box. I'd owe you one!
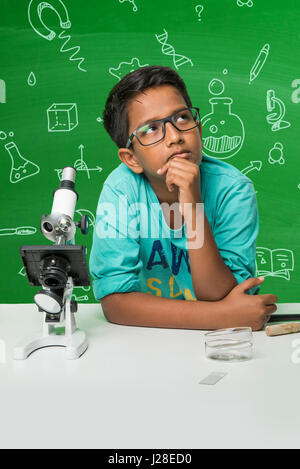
[256,247,294,280]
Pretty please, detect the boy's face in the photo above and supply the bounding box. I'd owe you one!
[118,84,203,199]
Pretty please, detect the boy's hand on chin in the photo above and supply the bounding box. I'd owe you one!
[157,157,202,216]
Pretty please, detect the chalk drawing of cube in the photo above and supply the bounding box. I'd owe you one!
[47,103,78,132]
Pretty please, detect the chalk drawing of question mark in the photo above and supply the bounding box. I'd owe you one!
[195,5,204,21]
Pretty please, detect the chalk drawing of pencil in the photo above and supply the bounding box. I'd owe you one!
[249,43,270,84]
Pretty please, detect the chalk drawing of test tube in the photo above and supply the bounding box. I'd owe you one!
[28,0,71,41]
[72,294,89,301]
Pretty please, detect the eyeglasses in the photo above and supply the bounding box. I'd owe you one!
[126,107,200,148]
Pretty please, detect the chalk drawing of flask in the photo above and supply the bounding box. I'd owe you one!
[202,97,245,160]
[4,141,40,183]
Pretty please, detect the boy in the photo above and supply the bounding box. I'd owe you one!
[89,65,277,331]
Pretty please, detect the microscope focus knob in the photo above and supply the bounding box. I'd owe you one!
[76,215,89,235]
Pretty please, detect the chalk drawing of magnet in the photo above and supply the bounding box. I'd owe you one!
[28,0,71,41]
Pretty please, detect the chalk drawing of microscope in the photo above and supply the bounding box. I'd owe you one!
[0,79,6,103]
[28,0,87,72]
[266,89,290,131]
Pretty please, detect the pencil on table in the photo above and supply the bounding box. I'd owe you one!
[265,323,300,337]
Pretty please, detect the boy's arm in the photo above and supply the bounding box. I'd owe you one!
[186,180,259,302]
[186,205,238,302]
[100,276,277,331]
[101,291,224,330]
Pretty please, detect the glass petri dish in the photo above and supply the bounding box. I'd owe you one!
[204,327,253,362]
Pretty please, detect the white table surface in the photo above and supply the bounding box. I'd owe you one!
[1,302,300,449]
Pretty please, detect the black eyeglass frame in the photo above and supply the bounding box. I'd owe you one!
[125,106,201,149]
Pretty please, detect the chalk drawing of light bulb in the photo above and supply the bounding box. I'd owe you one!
[28,0,71,41]
[201,78,245,160]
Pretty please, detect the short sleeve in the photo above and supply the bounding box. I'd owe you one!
[213,180,260,295]
[89,183,142,300]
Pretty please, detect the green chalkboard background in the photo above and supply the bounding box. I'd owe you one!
[1,0,299,303]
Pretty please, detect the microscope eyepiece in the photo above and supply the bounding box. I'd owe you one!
[62,166,76,182]
[41,166,79,243]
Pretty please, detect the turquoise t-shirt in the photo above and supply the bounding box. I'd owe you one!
[89,154,260,301]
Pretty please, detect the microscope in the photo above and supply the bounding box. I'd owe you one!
[266,89,291,131]
[14,167,90,360]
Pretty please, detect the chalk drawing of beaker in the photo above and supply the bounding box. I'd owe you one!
[202,97,245,160]
[5,141,40,183]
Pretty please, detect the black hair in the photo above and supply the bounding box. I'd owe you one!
[102,65,193,149]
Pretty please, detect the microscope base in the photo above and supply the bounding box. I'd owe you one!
[13,278,88,360]
[13,328,88,360]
